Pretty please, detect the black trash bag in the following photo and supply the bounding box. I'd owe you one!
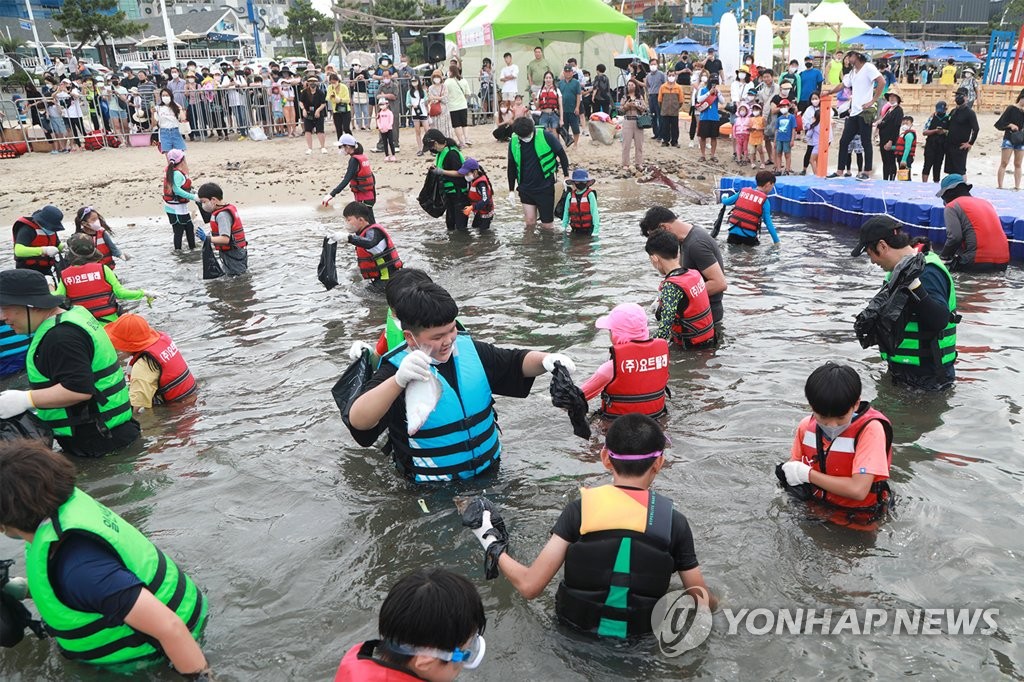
[554,185,568,222]
[775,462,815,501]
[458,496,509,580]
[331,348,374,416]
[854,253,925,352]
[317,237,339,290]
[0,412,53,448]
[202,239,224,280]
[710,197,731,238]
[418,172,447,218]
[1,559,47,648]
[549,361,591,440]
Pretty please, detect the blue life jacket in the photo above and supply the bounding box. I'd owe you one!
[385,333,500,482]
[0,323,30,378]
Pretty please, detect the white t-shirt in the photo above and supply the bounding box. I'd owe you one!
[850,62,881,116]
[500,64,519,95]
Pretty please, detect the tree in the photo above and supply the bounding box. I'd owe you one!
[646,5,676,47]
[279,0,334,59]
[885,0,923,40]
[993,0,1024,28]
[0,35,26,58]
[52,0,143,66]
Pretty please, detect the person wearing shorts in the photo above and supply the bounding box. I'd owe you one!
[298,75,328,154]
[506,116,570,229]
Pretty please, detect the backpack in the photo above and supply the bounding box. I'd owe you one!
[594,73,611,101]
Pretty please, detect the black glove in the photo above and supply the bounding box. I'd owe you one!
[460,496,509,580]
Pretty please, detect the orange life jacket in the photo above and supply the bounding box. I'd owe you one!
[12,217,58,272]
[163,164,191,204]
[894,128,917,160]
[355,224,402,280]
[61,262,118,320]
[948,196,1010,265]
[88,229,114,268]
[334,641,424,682]
[468,175,494,215]
[350,154,376,202]
[796,402,893,510]
[538,88,559,111]
[599,338,670,418]
[659,268,715,348]
[567,189,596,232]
[210,204,247,252]
[727,187,766,237]
[130,332,197,403]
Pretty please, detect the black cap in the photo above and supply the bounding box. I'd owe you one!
[0,269,65,308]
[851,216,901,257]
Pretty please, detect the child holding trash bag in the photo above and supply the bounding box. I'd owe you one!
[458,413,717,639]
[328,201,403,293]
[560,168,600,236]
[322,134,377,223]
[197,182,248,276]
[459,158,494,231]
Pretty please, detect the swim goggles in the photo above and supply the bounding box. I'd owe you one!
[385,634,486,670]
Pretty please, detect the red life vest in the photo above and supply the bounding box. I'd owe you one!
[87,229,114,268]
[350,154,376,202]
[894,128,917,160]
[334,641,424,682]
[468,175,494,215]
[659,269,715,348]
[796,403,893,510]
[163,164,191,204]
[948,196,1010,265]
[60,262,118,320]
[355,224,403,280]
[210,204,248,252]
[12,217,58,272]
[567,189,596,232]
[727,187,766,236]
[600,338,670,418]
[130,332,197,403]
[538,87,559,111]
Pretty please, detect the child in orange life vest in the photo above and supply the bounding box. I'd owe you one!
[330,200,403,292]
[579,302,670,419]
[778,362,893,518]
[560,168,600,235]
[458,158,494,231]
[894,115,917,180]
[53,234,154,325]
[333,568,487,681]
[644,230,716,349]
[74,206,127,269]
[720,170,780,246]
[197,182,249,276]
[459,414,717,639]
[322,134,377,223]
[104,313,197,411]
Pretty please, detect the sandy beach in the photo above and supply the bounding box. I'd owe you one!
[0,110,1013,227]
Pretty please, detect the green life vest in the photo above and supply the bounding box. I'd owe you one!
[384,308,404,353]
[435,145,467,194]
[24,488,208,666]
[26,305,132,438]
[510,132,557,182]
[880,252,958,368]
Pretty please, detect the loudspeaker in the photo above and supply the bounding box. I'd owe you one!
[424,32,446,63]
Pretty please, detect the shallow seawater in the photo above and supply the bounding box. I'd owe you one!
[2,181,1023,681]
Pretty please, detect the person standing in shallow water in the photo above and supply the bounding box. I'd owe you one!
[197,183,248,276]
[506,116,570,230]
[162,149,199,251]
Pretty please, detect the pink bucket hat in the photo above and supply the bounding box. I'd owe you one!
[595,303,650,343]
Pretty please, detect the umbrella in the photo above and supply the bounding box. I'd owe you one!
[234,34,254,42]
[46,42,72,49]
[926,42,979,63]
[176,30,205,41]
[134,35,165,47]
[845,27,911,52]
[655,37,707,55]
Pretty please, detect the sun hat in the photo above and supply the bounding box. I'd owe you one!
[571,168,592,183]
[104,313,160,353]
[595,303,650,343]
[457,158,480,175]
[0,269,64,308]
[31,205,64,233]
[65,233,103,265]
[132,111,148,122]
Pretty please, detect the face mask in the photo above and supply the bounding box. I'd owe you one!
[746,60,753,65]
[900,124,910,132]
[700,76,708,83]
[752,109,762,116]
[739,74,747,81]
[383,78,391,84]
[433,78,441,84]
[667,76,676,83]
[162,96,172,104]
[651,65,658,71]
[171,72,179,78]
[87,220,101,231]
[521,132,534,143]
[789,66,797,73]
[805,63,813,69]
[955,95,965,106]
[811,100,820,107]
[746,94,755,101]
[818,422,850,441]
[780,107,789,113]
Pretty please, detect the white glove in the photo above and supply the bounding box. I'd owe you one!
[348,340,372,360]
[472,510,498,550]
[781,461,812,486]
[395,350,433,388]
[327,231,347,245]
[41,246,59,257]
[2,577,28,601]
[506,190,517,207]
[322,193,334,206]
[0,390,35,419]
[542,353,576,374]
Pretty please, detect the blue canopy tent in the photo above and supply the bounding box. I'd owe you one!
[926,42,979,63]
[655,37,708,55]
[844,27,911,52]
[895,48,927,58]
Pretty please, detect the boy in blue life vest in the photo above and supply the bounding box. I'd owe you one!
[334,568,487,681]
[460,413,718,639]
[561,168,600,235]
[721,170,780,246]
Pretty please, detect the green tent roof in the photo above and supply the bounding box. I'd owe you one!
[443,0,636,44]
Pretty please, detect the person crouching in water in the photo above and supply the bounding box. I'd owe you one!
[105,313,197,412]
[645,230,716,349]
[197,182,248,276]
[162,149,200,251]
[331,201,403,293]
[777,362,894,527]
[54,234,154,324]
[458,158,495,231]
[561,168,600,236]
[579,302,669,419]
[322,134,377,222]
[75,207,127,268]
[459,413,717,639]
[720,170,780,246]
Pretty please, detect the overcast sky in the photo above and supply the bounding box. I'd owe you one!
[313,0,333,17]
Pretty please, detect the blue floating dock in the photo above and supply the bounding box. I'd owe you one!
[718,175,1024,261]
